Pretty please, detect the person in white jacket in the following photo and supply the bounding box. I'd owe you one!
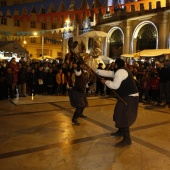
[95,58,139,147]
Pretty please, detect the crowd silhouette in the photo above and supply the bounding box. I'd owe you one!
[0,57,170,108]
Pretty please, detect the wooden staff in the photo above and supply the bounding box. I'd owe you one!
[73,52,127,106]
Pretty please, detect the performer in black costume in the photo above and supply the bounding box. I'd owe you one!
[67,38,94,125]
[96,58,139,147]
[69,61,93,125]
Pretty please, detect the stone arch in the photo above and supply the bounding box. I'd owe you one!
[131,21,158,53]
[108,27,124,58]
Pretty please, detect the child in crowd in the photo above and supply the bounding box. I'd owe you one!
[141,72,151,101]
[56,68,65,95]
[4,67,13,98]
[151,73,160,103]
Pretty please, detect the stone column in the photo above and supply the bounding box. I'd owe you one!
[158,13,168,49]
[62,38,68,59]
[133,38,137,54]
[73,22,79,53]
[123,20,132,54]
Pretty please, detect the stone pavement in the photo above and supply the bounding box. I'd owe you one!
[0,95,170,170]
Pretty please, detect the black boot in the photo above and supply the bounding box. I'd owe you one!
[114,127,131,147]
[79,108,87,118]
[72,118,80,125]
[111,128,123,136]
[11,90,16,98]
[80,114,87,118]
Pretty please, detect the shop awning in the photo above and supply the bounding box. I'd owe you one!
[140,49,170,57]
[0,41,28,54]
[121,54,134,58]
[121,49,170,58]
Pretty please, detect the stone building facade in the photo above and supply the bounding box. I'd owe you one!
[0,0,170,60]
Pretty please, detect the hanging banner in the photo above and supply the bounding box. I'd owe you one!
[0,31,10,36]
[0,0,167,19]
[86,9,91,17]
[93,8,99,14]
[101,7,106,15]
[15,26,74,36]
[109,6,114,14]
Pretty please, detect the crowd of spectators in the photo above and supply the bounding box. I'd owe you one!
[0,56,170,107]
[0,57,76,99]
[126,59,170,107]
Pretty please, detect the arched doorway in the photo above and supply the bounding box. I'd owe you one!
[109,29,123,58]
[132,21,158,53]
[136,24,157,51]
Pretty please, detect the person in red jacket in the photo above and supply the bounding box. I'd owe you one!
[141,72,151,101]
[9,58,19,98]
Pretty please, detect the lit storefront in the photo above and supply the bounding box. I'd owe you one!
[0,0,169,61]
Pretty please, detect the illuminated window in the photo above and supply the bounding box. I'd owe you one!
[31,7,36,13]
[57,52,62,57]
[30,21,36,28]
[50,7,55,13]
[41,22,46,29]
[0,0,6,7]
[14,19,20,27]
[30,37,36,43]
[51,23,56,29]
[1,18,7,25]
[41,8,46,14]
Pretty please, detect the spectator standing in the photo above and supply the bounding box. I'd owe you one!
[0,62,6,100]
[157,61,167,105]
[46,68,56,95]
[9,58,19,98]
[18,63,27,97]
[141,72,151,101]
[4,67,13,99]
[28,68,38,96]
[151,73,160,103]
[95,63,104,96]
[164,59,170,107]
[56,68,65,95]
[37,65,45,95]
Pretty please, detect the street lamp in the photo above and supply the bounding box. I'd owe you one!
[33,32,38,36]
[23,39,27,44]
[65,18,70,27]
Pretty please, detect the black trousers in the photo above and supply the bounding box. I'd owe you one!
[72,108,84,120]
[119,127,131,141]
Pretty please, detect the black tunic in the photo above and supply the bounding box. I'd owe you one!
[69,69,89,108]
[113,67,139,128]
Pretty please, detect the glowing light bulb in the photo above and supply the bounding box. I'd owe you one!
[32,93,34,100]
